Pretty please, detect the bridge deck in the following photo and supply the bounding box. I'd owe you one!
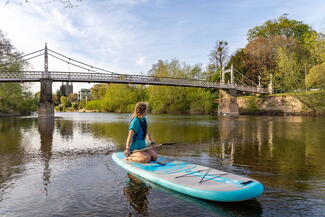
[0,71,268,94]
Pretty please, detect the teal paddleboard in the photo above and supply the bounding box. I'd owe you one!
[112,152,264,202]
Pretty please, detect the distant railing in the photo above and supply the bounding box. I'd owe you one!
[0,71,268,94]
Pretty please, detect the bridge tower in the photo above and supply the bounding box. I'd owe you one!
[218,65,239,115]
[38,43,54,118]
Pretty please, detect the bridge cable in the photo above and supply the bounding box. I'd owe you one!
[0,48,44,69]
[22,53,44,62]
[48,49,117,74]
[48,53,104,74]
[233,68,258,86]
[234,77,249,86]
[21,48,44,58]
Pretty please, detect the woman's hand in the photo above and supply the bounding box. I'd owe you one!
[124,149,131,157]
[150,141,156,149]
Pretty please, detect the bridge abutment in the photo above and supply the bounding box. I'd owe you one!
[218,89,239,115]
[38,78,54,118]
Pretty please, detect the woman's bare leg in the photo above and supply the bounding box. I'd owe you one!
[127,151,150,163]
[146,149,158,161]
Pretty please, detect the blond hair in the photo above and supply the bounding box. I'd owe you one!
[132,102,148,118]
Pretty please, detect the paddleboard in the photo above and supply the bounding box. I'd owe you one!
[112,152,264,202]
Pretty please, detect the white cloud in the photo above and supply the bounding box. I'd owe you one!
[0,0,324,93]
[136,56,147,65]
[0,0,155,92]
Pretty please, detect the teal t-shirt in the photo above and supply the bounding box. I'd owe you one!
[129,117,147,152]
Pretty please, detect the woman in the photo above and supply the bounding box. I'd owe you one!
[124,102,158,163]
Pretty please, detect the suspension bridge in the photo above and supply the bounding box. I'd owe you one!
[0,44,271,117]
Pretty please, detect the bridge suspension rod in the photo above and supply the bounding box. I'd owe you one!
[48,49,117,74]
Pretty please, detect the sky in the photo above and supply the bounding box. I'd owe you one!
[0,0,324,92]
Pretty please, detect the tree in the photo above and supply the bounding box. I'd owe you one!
[209,41,229,75]
[305,62,325,89]
[275,47,304,92]
[67,93,78,103]
[242,35,298,84]
[148,59,215,114]
[60,96,68,110]
[303,32,325,64]
[0,30,37,115]
[53,90,62,105]
[247,14,316,43]
[90,84,109,100]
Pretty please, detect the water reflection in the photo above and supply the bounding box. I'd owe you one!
[0,118,33,200]
[38,118,54,196]
[126,173,263,217]
[124,173,150,216]
[0,113,324,216]
[56,119,73,140]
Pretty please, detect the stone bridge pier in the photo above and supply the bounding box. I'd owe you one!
[38,43,54,118]
[218,89,239,115]
[218,66,239,115]
[38,78,54,118]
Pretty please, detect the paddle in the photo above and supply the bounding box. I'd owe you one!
[132,143,176,153]
[131,143,176,165]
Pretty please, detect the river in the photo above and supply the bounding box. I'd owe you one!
[0,113,324,217]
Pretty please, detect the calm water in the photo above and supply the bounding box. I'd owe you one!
[0,113,325,217]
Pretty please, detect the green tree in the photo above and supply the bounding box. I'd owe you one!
[303,32,325,64]
[305,62,325,89]
[90,84,109,100]
[275,47,304,92]
[53,90,61,105]
[67,93,78,103]
[148,59,215,114]
[247,14,316,43]
[60,96,67,111]
[243,35,298,85]
[0,30,37,115]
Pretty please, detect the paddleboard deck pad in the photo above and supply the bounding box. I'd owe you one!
[112,152,264,202]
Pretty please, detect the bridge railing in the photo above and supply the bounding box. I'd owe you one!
[0,71,268,94]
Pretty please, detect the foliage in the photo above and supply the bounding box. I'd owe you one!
[274,47,304,92]
[90,84,147,113]
[90,84,108,100]
[303,32,325,64]
[292,91,325,114]
[247,14,316,43]
[148,60,216,114]
[67,93,78,103]
[53,90,61,105]
[243,96,259,112]
[0,30,37,115]
[305,62,325,89]
[243,35,300,85]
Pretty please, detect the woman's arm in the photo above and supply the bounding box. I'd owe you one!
[124,130,134,156]
[146,131,155,145]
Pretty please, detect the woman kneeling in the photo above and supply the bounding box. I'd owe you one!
[124,102,157,163]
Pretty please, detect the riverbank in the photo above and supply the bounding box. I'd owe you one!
[238,90,325,116]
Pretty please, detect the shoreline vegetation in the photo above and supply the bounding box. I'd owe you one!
[238,90,325,116]
[1,15,324,116]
